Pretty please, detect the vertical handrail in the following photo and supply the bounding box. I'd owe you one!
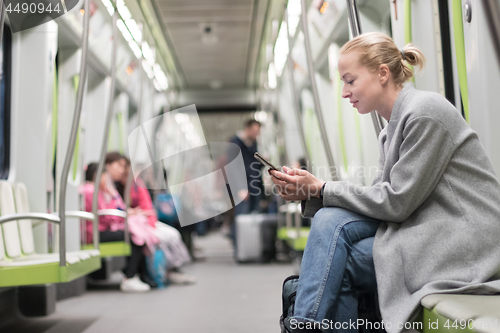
[483,0,500,69]
[0,0,5,47]
[92,10,118,249]
[300,0,337,180]
[346,0,362,36]
[58,0,91,266]
[285,7,311,166]
[346,0,385,136]
[294,203,301,240]
[123,61,145,246]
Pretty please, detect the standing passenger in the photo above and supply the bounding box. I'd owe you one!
[229,120,264,253]
[272,32,500,332]
[230,119,264,214]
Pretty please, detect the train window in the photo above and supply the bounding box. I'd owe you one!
[0,25,12,179]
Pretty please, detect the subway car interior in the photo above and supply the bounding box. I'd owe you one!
[0,0,500,332]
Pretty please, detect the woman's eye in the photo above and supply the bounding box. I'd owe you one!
[348,80,354,85]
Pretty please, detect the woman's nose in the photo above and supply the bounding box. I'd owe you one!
[341,85,350,99]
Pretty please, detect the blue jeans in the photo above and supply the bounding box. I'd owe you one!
[291,207,381,332]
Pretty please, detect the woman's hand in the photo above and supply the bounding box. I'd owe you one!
[127,207,141,215]
[269,166,325,201]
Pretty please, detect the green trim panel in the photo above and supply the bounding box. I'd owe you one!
[423,307,476,333]
[0,256,100,287]
[83,242,131,257]
[404,0,415,78]
[451,0,470,123]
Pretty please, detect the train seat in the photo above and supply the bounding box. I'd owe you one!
[13,182,100,261]
[81,208,131,257]
[277,202,309,252]
[0,181,101,287]
[421,294,500,333]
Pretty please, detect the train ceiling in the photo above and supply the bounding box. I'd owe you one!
[153,0,271,90]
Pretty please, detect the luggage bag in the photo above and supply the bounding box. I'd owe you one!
[235,213,277,262]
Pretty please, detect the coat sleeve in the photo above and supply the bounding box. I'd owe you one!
[301,198,323,218]
[322,116,455,222]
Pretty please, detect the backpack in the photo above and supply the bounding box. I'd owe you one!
[155,193,180,227]
[145,247,168,289]
[280,275,382,333]
[280,275,300,333]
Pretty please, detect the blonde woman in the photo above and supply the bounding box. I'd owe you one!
[272,32,500,332]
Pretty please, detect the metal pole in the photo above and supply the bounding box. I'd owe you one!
[285,7,311,166]
[58,0,91,266]
[0,0,5,47]
[483,0,500,69]
[0,0,6,87]
[122,61,145,246]
[346,0,385,136]
[92,10,118,250]
[300,0,338,180]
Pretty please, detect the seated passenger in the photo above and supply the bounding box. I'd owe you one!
[109,153,196,285]
[83,162,151,292]
[271,32,500,333]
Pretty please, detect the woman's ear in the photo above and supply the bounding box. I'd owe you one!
[379,64,390,84]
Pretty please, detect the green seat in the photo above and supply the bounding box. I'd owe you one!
[277,226,310,251]
[0,254,101,287]
[83,209,131,257]
[83,241,131,257]
[0,181,101,287]
[421,294,500,333]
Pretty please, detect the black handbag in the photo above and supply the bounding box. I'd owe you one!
[280,275,300,333]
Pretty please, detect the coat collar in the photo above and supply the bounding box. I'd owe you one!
[386,83,415,139]
[388,83,415,124]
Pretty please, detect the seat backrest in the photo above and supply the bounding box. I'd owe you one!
[0,181,22,259]
[14,183,35,255]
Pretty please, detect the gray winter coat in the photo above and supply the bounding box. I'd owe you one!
[302,84,500,332]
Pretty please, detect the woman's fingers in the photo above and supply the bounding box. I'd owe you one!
[270,170,298,183]
[285,167,309,177]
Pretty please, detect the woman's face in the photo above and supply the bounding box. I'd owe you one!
[106,159,126,181]
[338,51,384,115]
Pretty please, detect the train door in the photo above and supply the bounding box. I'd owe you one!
[460,0,500,176]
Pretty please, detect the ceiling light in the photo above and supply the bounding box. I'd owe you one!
[142,42,155,67]
[254,111,268,123]
[274,22,289,76]
[117,20,133,42]
[142,60,154,79]
[129,42,142,58]
[125,19,142,43]
[117,0,132,20]
[268,63,277,89]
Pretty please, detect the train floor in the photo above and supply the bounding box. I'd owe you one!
[1,230,293,333]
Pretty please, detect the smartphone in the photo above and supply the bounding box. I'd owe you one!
[254,152,279,171]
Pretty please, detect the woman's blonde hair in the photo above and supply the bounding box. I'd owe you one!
[339,32,426,86]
